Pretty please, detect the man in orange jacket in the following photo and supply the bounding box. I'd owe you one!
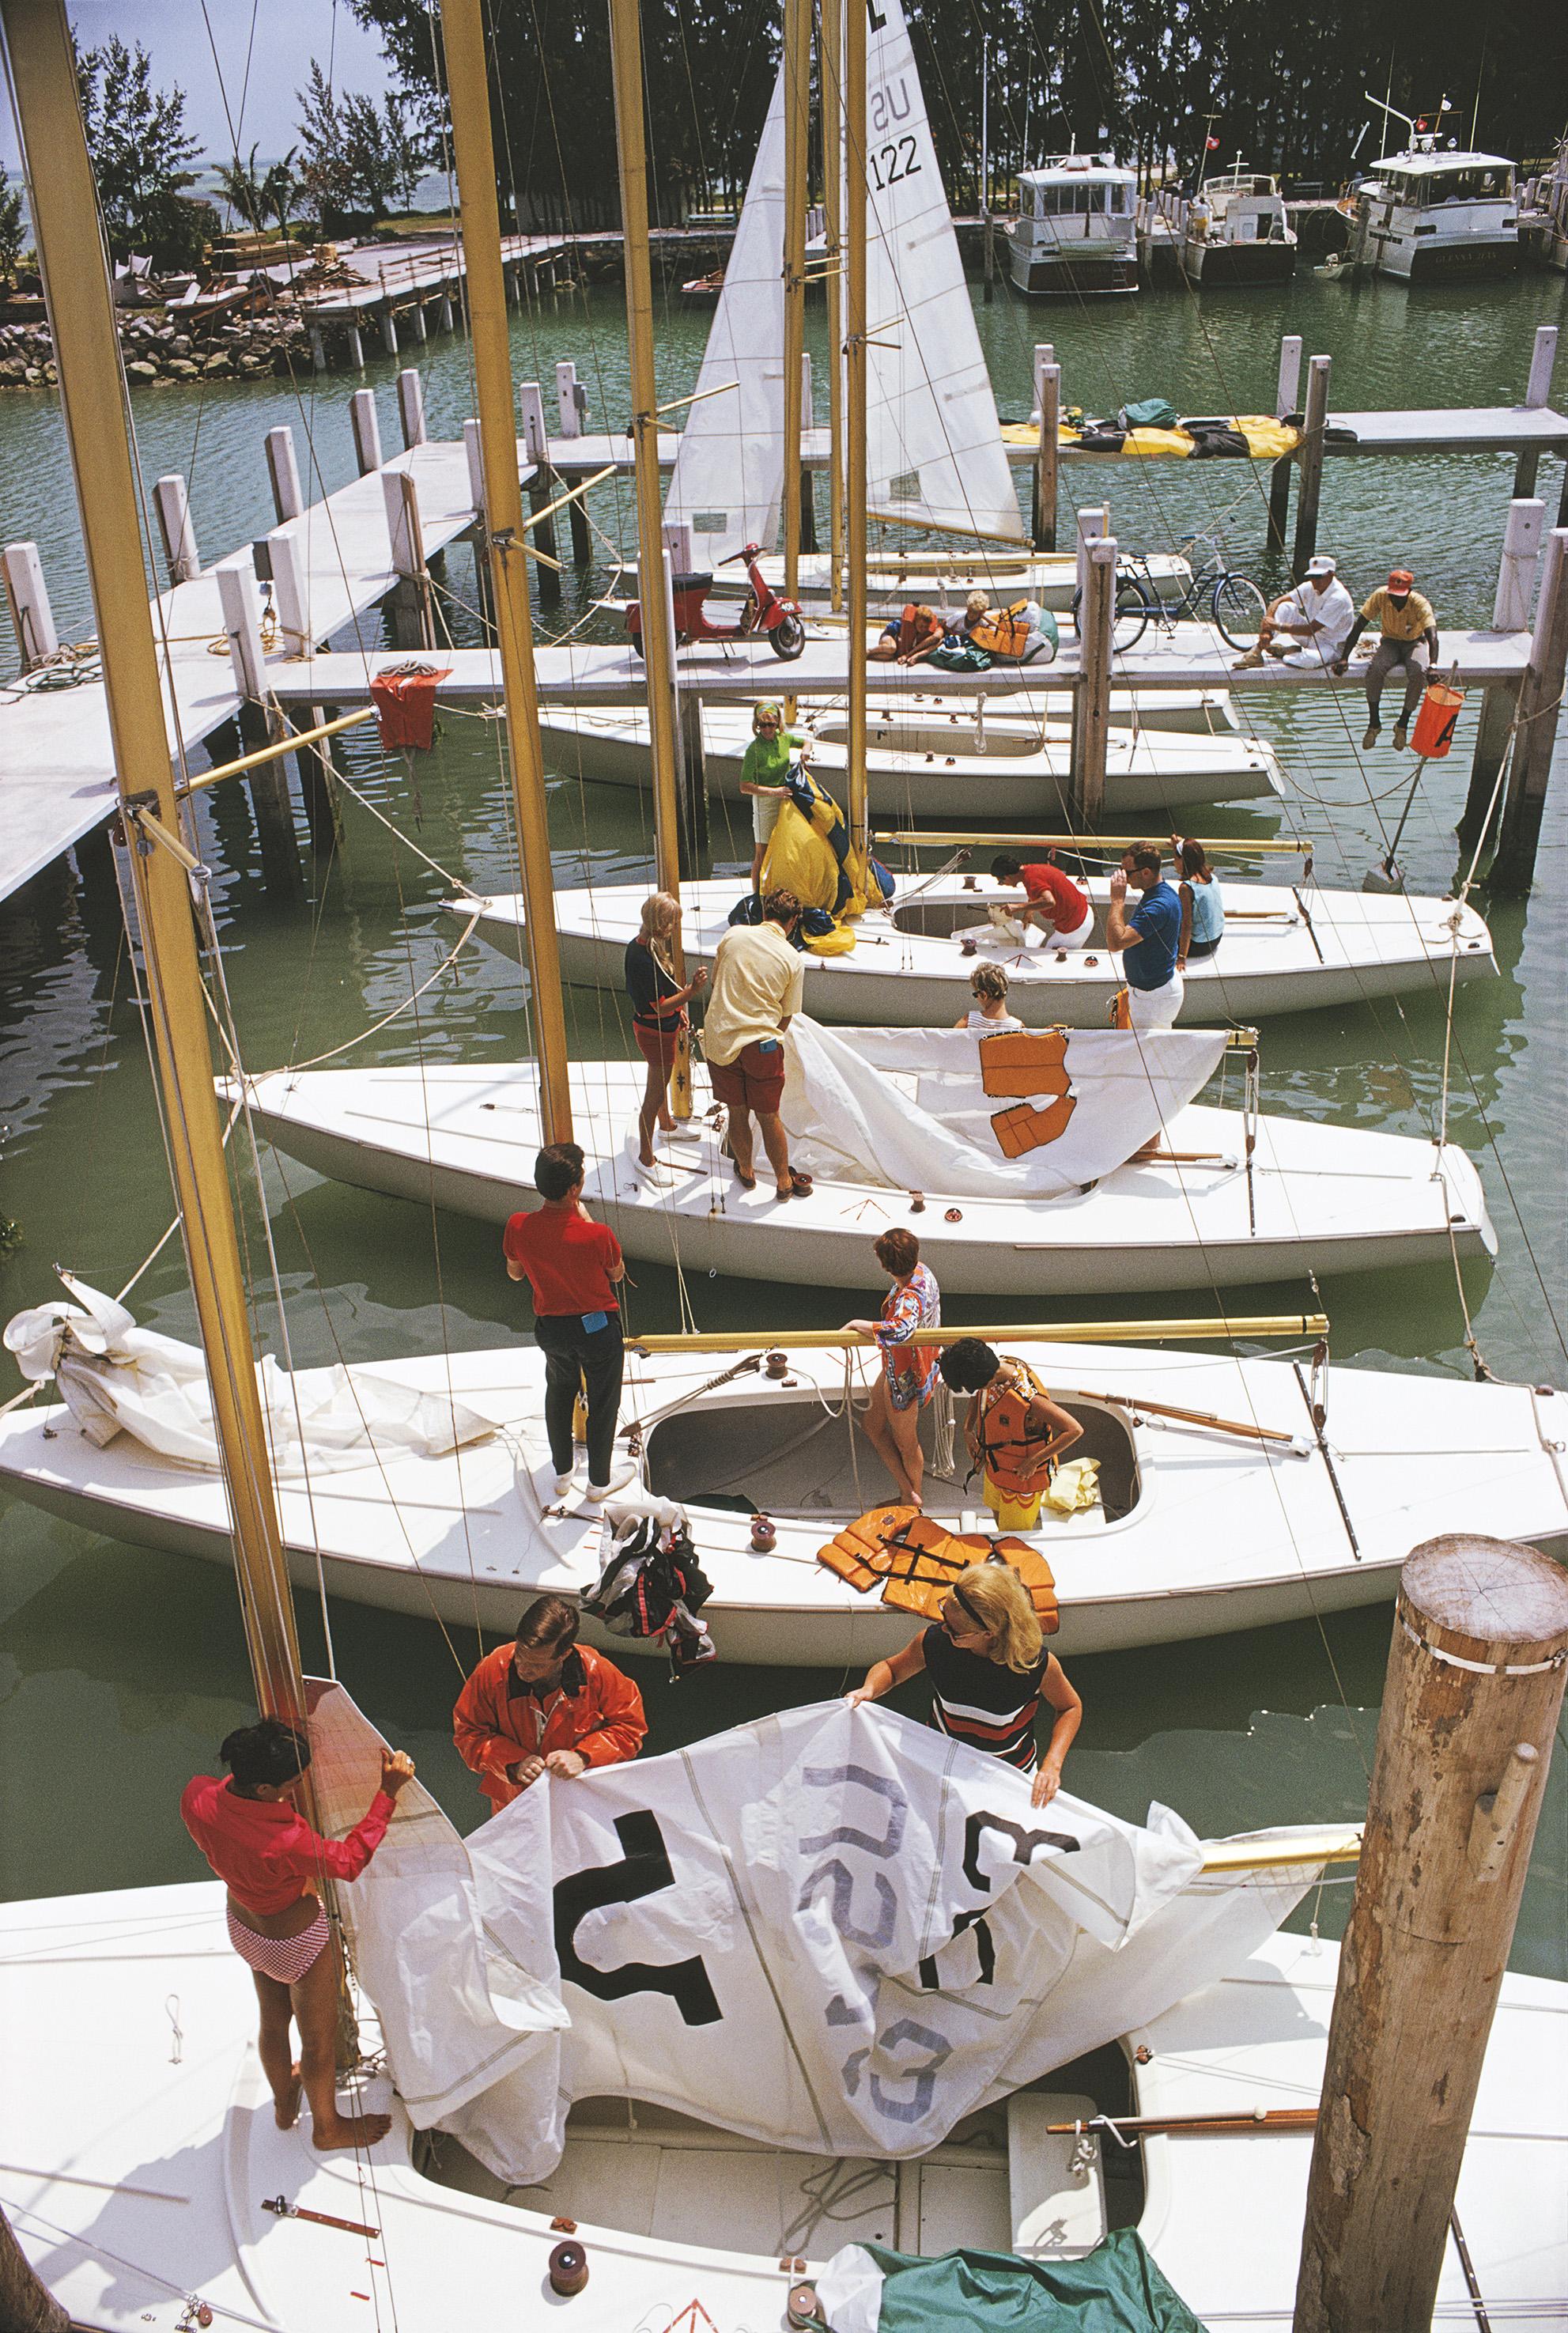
[453,1594,648,1813]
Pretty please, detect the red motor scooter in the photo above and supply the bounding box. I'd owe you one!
[625,543,807,660]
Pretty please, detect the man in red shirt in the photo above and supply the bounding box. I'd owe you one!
[453,1594,648,1812]
[504,1140,631,1500]
[182,1715,415,2150]
[989,852,1093,949]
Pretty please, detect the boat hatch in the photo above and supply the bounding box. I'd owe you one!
[645,1393,1141,1524]
[890,894,1109,947]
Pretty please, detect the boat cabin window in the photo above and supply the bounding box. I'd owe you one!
[1385,164,1513,205]
[1031,180,1128,217]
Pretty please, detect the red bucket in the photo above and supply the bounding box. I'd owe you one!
[1410,681,1464,760]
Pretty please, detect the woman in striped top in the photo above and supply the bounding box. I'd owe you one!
[846,1563,1082,1807]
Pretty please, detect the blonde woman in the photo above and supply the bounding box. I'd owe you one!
[954,960,1025,1032]
[624,892,708,1168]
[846,1562,1082,1808]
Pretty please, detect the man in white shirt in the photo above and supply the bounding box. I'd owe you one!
[1233,555,1355,671]
[702,889,812,1201]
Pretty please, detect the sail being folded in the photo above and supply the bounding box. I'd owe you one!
[861,0,1026,543]
[663,55,790,568]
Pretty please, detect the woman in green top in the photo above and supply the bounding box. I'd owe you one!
[739,699,809,889]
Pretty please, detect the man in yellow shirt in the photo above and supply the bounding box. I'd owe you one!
[702,887,813,1201]
[1332,566,1439,751]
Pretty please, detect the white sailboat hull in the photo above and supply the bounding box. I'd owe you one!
[3,1888,1562,2332]
[470,875,1496,1028]
[541,701,1286,818]
[2,1340,1563,1662]
[229,1059,1495,1299]
[633,546,1195,613]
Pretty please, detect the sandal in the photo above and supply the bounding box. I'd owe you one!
[733,1163,758,1191]
[788,1170,814,1197]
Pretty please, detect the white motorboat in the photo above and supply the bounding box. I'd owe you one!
[1350,119,1521,282]
[538,698,1286,819]
[1179,165,1299,285]
[1008,154,1140,297]
[466,872,1496,1028]
[4,1299,1566,1659]
[224,1030,1494,1298]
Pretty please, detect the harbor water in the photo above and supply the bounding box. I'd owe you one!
[1,265,1565,1970]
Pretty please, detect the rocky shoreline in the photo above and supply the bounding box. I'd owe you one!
[0,304,315,388]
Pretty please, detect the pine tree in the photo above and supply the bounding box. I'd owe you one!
[75,36,210,268]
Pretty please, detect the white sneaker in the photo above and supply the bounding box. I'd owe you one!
[553,1473,576,1498]
[586,1465,637,1502]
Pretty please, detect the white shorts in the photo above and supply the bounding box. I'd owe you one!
[750,792,783,848]
[1048,906,1093,951]
[1122,974,1184,1029]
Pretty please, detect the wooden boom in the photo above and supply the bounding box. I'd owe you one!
[630,1314,1327,1354]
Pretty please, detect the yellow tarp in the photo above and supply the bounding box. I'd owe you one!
[999,414,1301,461]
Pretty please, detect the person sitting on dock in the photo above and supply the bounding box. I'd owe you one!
[702,887,814,1201]
[871,602,946,666]
[739,700,809,890]
[844,1229,943,1507]
[1233,554,1355,671]
[625,891,708,1170]
[937,1337,1083,1531]
[1172,835,1225,965]
[845,1561,1083,1808]
[504,1142,632,1502]
[989,852,1094,949]
[453,1594,646,1813]
[1105,841,1189,1027]
[954,959,1026,1031]
[181,1717,416,2151]
[1332,567,1439,751]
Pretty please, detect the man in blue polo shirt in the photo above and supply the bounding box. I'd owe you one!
[1105,841,1188,1029]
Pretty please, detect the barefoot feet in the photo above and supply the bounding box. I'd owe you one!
[273,2063,304,2130]
[312,2108,393,2151]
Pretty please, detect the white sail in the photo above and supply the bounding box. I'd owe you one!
[861,0,1025,542]
[663,57,790,567]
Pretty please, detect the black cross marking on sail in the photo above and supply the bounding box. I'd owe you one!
[553,1809,722,2025]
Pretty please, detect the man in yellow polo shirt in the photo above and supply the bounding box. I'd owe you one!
[1332,566,1439,751]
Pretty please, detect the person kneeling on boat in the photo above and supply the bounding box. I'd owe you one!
[453,1594,646,1812]
[181,1717,415,2150]
[954,959,1025,1030]
[939,1337,1083,1530]
[702,887,814,1201]
[1105,841,1188,1029]
[845,1562,1082,1808]
[989,852,1093,949]
[504,1141,632,1502]
[844,1229,942,1507]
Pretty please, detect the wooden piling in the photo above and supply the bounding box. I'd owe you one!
[1457,496,1544,854]
[349,388,382,477]
[216,565,301,896]
[308,324,327,373]
[438,289,455,335]
[678,690,709,868]
[380,469,436,648]
[1512,323,1558,500]
[1073,536,1116,826]
[1294,1533,1568,2333]
[1032,346,1059,552]
[556,358,584,438]
[408,299,428,345]
[1267,335,1302,552]
[265,423,304,523]
[266,523,312,657]
[1290,354,1332,577]
[297,702,342,856]
[153,472,201,584]
[345,323,365,370]
[527,472,562,604]
[1492,524,1568,894]
[380,304,399,356]
[396,366,427,449]
[0,2205,68,2333]
[568,486,591,565]
[1,539,58,668]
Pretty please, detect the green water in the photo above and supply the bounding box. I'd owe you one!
[1,267,1565,1973]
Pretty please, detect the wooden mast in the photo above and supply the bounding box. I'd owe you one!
[780,0,811,610]
[822,0,846,613]
[606,0,691,1115]
[0,0,306,1723]
[440,0,575,1142]
[844,0,870,862]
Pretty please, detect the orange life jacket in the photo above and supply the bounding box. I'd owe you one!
[978,1359,1059,1499]
[968,600,1037,661]
[817,1505,1059,1631]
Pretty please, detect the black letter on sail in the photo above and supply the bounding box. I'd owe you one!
[554,1809,722,2025]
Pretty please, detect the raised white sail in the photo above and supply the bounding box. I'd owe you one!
[861,0,1026,543]
[663,55,789,567]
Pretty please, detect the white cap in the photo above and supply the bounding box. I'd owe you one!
[1307,555,1337,576]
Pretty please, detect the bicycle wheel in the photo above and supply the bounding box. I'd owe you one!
[1211,573,1269,652]
[1071,579,1150,652]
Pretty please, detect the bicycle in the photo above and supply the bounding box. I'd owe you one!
[1071,529,1270,652]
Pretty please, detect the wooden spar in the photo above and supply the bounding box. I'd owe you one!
[780,0,810,613]
[630,1313,1328,1353]
[1203,1828,1361,1873]
[0,2206,67,2333]
[1,0,308,1725]
[820,0,844,614]
[1045,2107,1321,2138]
[606,0,690,1117]
[1294,1535,1568,2333]
[874,830,1315,856]
[843,0,869,863]
[1057,1392,1303,1448]
[178,709,380,796]
[440,0,573,1142]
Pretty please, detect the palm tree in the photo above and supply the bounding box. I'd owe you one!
[215,143,301,240]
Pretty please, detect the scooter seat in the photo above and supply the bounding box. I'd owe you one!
[671,571,714,593]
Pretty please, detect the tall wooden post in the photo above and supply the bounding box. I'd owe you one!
[1291,354,1332,577]
[1073,537,1116,826]
[1492,524,1568,894]
[843,0,870,864]
[779,0,810,609]
[1512,323,1557,500]
[1294,1533,1568,2333]
[820,0,844,613]
[1031,345,1059,552]
[1267,333,1302,552]
[1457,494,1544,855]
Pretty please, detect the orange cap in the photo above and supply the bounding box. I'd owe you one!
[1388,568,1414,588]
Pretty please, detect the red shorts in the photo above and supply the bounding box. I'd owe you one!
[634,1019,685,1069]
[709,1038,786,1114]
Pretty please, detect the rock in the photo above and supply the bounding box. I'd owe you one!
[236,354,266,372]
[125,359,158,380]
[201,354,232,376]
[24,365,43,384]
[171,334,193,356]
[0,357,25,382]
[166,358,199,378]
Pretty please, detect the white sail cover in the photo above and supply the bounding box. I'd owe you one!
[2,1276,496,1474]
[309,1682,1322,2186]
[862,0,1024,542]
[663,57,789,568]
[780,1018,1226,1197]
